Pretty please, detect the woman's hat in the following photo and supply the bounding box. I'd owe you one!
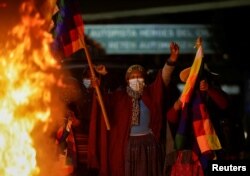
[179,64,219,82]
[125,64,146,80]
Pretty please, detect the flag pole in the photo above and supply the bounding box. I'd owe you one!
[81,36,111,130]
[51,0,110,130]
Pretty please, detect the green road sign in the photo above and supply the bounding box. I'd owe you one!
[85,24,214,54]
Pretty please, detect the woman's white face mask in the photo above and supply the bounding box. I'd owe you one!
[83,78,91,88]
[128,78,145,92]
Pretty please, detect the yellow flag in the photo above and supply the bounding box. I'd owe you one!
[180,42,204,105]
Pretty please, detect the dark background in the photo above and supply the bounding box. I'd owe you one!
[79,0,250,79]
[76,0,250,158]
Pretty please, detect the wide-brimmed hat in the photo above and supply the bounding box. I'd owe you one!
[179,64,219,82]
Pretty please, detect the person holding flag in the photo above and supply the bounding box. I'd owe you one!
[88,41,179,176]
[165,38,229,176]
[50,0,110,175]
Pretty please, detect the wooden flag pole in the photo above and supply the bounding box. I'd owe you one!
[81,36,110,130]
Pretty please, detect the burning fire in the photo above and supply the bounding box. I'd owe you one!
[0,1,67,176]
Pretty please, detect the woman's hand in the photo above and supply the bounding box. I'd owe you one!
[169,42,179,63]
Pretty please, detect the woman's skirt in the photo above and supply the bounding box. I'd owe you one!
[125,133,163,176]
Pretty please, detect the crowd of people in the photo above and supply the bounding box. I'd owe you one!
[54,40,244,176]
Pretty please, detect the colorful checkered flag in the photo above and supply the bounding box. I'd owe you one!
[52,0,84,58]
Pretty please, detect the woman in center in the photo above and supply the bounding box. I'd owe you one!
[88,42,179,176]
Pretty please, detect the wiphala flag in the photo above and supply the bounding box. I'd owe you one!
[52,0,84,58]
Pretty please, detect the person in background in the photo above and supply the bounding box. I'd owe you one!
[88,42,179,176]
[73,65,107,176]
[56,102,80,176]
[55,65,107,176]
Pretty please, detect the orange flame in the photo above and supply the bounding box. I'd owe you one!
[0,2,67,176]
